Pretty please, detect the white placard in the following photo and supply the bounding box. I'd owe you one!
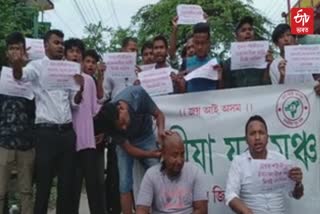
[138,67,173,96]
[104,52,137,79]
[185,58,219,81]
[139,63,156,72]
[41,60,81,90]
[285,44,320,74]
[26,38,45,60]
[250,159,295,194]
[231,41,269,70]
[0,66,34,100]
[177,4,205,25]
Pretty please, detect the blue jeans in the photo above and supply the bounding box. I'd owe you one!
[116,134,159,193]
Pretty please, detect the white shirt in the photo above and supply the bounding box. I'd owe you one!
[103,73,135,100]
[270,56,314,85]
[21,57,78,124]
[225,150,290,214]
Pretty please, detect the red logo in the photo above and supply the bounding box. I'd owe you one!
[291,8,314,35]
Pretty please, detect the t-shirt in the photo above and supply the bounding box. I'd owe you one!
[186,55,218,92]
[136,162,208,214]
[111,86,157,145]
[222,57,270,88]
[72,73,101,151]
[269,56,314,85]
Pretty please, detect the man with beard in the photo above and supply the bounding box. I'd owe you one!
[136,132,208,214]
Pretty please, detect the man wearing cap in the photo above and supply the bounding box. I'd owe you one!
[94,85,169,214]
[222,16,272,88]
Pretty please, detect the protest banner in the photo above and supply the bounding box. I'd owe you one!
[285,44,320,74]
[177,4,205,25]
[26,38,45,60]
[152,84,320,213]
[138,67,173,96]
[41,60,80,90]
[185,58,219,81]
[104,52,137,79]
[231,41,269,70]
[0,66,34,100]
[250,159,295,194]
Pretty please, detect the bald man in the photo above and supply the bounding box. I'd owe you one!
[136,132,208,214]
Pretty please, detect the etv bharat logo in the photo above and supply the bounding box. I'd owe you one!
[291,8,314,35]
[276,89,310,128]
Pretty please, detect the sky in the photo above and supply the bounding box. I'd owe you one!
[42,0,298,39]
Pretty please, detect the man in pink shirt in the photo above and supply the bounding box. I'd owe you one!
[64,38,105,214]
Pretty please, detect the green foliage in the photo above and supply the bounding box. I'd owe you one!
[82,21,111,56]
[0,0,38,67]
[130,0,272,59]
[82,21,136,55]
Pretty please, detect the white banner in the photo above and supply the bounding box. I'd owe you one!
[138,67,173,96]
[231,41,269,70]
[0,66,34,100]
[250,159,295,194]
[104,52,137,79]
[154,84,320,214]
[26,38,45,60]
[285,44,320,74]
[41,60,80,91]
[177,4,205,25]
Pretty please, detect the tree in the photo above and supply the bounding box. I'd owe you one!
[82,21,111,56]
[0,0,38,67]
[130,0,273,59]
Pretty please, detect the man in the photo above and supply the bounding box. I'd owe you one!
[104,37,138,100]
[82,49,105,99]
[184,22,222,92]
[269,23,315,85]
[222,16,271,88]
[141,41,154,65]
[136,132,208,214]
[225,115,304,214]
[64,38,105,214]
[152,35,185,93]
[11,29,84,214]
[95,85,168,214]
[0,32,35,214]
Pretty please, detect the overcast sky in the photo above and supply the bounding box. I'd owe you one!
[42,0,298,39]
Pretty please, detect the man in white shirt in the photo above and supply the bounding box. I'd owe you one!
[269,23,314,85]
[225,115,304,214]
[11,29,84,214]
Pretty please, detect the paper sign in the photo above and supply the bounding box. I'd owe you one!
[184,58,219,81]
[0,67,34,100]
[104,52,137,79]
[285,44,320,74]
[139,63,156,72]
[231,41,269,70]
[250,159,295,194]
[138,67,173,96]
[26,38,45,60]
[41,60,81,90]
[177,4,205,25]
